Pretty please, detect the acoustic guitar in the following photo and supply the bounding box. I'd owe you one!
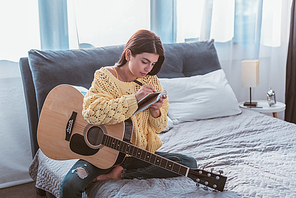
[37,84,227,191]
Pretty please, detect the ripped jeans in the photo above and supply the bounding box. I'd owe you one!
[59,152,197,198]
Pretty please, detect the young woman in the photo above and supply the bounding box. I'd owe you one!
[59,30,197,198]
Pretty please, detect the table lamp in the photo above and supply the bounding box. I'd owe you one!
[241,60,259,107]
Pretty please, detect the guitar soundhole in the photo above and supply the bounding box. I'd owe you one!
[87,126,104,146]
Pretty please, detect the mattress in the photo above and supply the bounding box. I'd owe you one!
[29,109,296,197]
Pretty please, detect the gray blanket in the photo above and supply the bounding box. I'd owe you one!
[29,109,296,197]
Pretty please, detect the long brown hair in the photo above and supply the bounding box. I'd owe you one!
[116,30,165,75]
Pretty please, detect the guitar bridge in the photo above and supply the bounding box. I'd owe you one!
[65,111,77,141]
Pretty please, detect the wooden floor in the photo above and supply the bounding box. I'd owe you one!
[0,181,45,198]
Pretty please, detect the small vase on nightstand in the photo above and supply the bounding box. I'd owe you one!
[267,87,276,107]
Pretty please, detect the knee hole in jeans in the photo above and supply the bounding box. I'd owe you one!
[72,167,89,179]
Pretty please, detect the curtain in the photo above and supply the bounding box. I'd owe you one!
[67,0,180,47]
[67,0,150,49]
[285,0,296,123]
[0,1,40,188]
[151,0,177,43]
[177,0,292,119]
[38,0,69,50]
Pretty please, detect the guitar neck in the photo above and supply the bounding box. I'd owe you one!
[103,133,226,192]
[103,134,189,177]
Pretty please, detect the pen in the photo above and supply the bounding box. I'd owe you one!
[133,80,143,86]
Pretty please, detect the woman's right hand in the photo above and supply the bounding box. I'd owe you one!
[135,85,156,102]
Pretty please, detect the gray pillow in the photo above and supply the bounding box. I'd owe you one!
[158,39,221,78]
[28,45,124,113]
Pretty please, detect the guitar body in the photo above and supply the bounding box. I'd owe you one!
[37,84,129,169]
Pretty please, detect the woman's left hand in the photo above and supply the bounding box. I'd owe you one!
[149,94,167,118]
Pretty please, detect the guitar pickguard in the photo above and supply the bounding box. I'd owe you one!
[70,134,99,156]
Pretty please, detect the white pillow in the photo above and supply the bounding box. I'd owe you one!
[72,85,88,95]
[159,69,241,124]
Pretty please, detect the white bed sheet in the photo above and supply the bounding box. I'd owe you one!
[29,109,296,197]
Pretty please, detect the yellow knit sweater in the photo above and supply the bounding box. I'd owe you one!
[82,67,169,153]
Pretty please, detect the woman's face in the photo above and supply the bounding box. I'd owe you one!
[127,51,159,79]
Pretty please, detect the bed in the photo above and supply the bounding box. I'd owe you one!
[20,40,296,197]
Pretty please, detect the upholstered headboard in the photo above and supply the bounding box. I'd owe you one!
[19,40,221,156]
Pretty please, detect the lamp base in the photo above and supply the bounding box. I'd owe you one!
[243,101,257,107]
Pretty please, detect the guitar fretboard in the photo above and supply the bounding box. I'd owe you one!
[102,134,189,176]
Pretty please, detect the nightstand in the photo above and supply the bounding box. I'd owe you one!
[239,100,286,118]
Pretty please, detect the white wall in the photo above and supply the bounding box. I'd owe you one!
[0,60,33,188]
[0,0,39,188]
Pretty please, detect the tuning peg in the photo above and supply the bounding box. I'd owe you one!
[211,168,214,173]
[218,170,224,175]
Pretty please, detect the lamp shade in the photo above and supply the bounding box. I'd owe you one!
[241,60,259,87]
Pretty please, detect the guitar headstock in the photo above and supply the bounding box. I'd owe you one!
[188,168,227,192]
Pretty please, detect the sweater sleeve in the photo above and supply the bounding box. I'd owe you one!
[148,76,169,133]
[82,70,138,125]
